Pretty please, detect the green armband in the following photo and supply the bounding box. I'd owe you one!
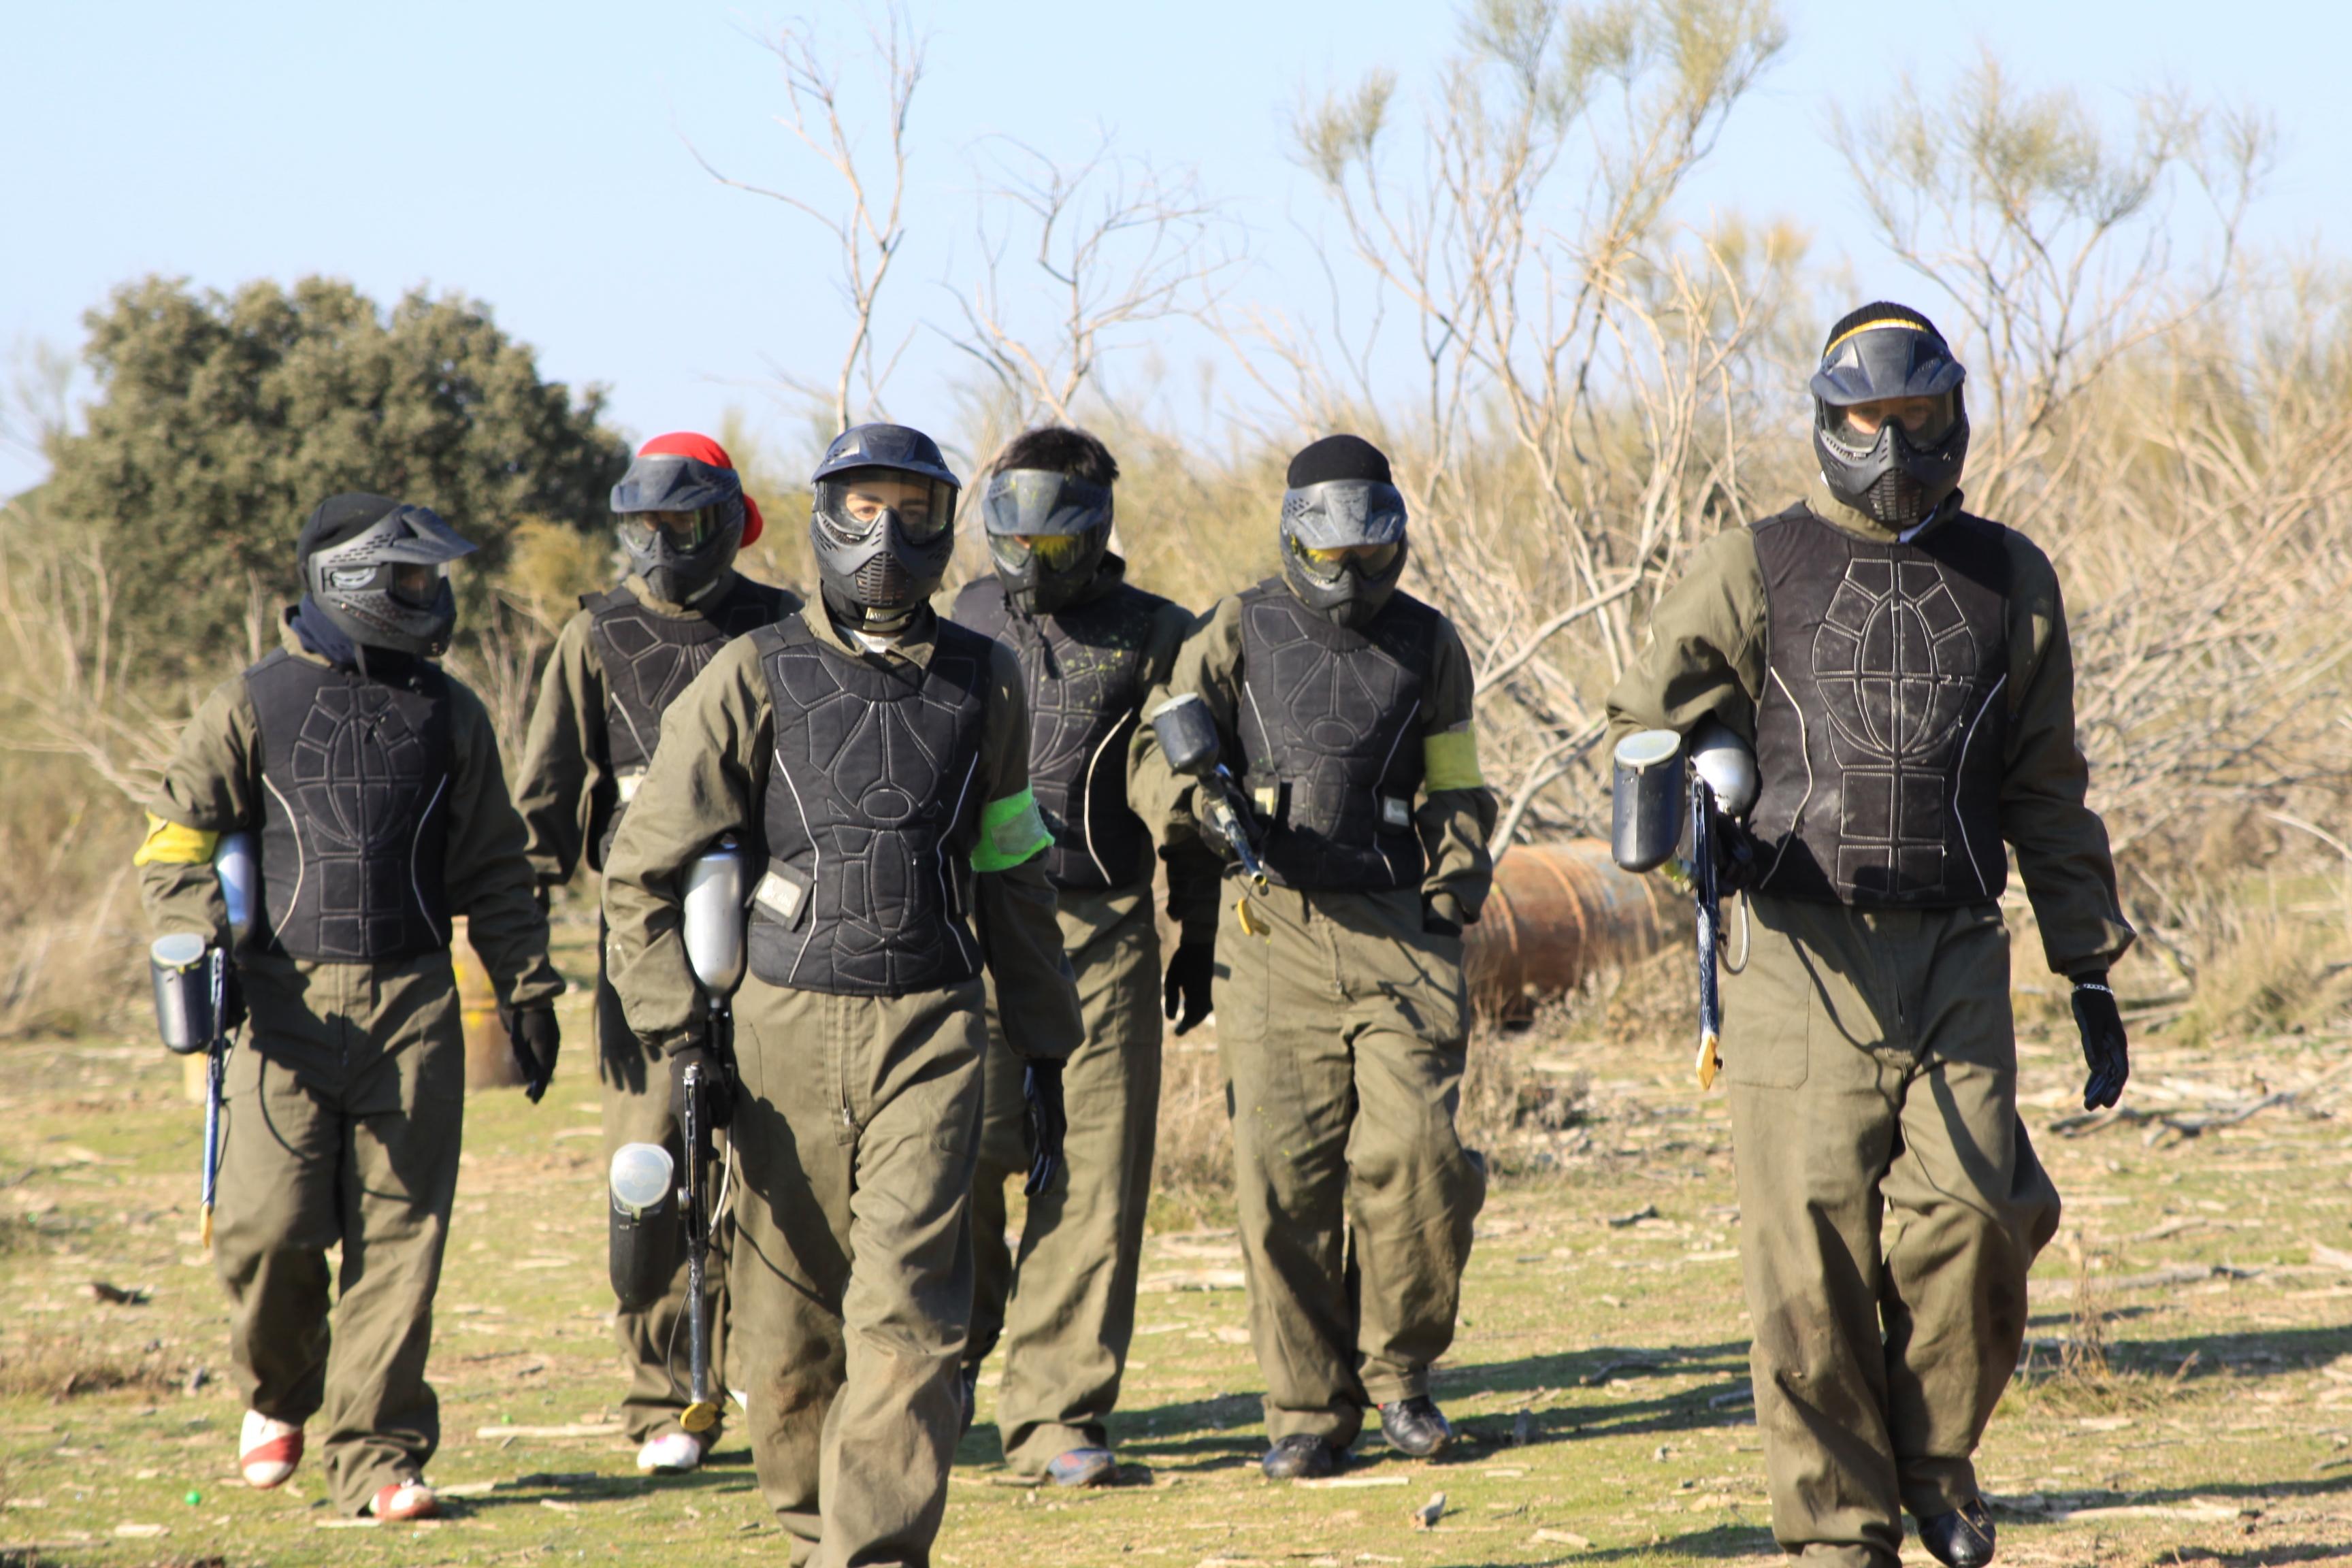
[971,788,1051,873]
[1424,723,1485,791]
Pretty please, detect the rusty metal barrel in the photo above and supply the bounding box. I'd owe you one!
[1463,839,1681,1016]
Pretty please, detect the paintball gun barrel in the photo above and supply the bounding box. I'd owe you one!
[147,832,255,1250]
[674,836,749,1435]
[1612,725,1755,1090]
[1147,693,1272,934]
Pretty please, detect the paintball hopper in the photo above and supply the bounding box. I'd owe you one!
[1688,719,1758,819]
[1612,730,1686,873]
[682,838,749,998]
[149,932,216,1056]
[215,832,257,947]
[1149,693,1222,779]
[606,1143,679,1314]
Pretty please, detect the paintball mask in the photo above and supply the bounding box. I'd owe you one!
[610,440,752,605]
[1276,434,1409,630]
[1811,304,1970,529]
[981,468,1113,615]
[299,495,477,657]
[807,424,961,633]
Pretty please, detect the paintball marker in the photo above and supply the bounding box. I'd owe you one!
[147,832,255,1250]
[675,836,749,1435]
[1612,723,1756,1090]
[1147,693,1271,936]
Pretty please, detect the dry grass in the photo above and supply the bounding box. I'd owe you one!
[0,1331,181,1403]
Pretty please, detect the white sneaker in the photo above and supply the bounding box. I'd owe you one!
[239,1409,304,1489]
[636,1432,704,1474]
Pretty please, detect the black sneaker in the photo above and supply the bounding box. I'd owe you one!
[1260,1433,1339,1480]
[1919,1499,1997,1567]
[1377,1396,1454,1458]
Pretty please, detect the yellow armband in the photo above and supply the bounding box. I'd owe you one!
[133,813,219,868]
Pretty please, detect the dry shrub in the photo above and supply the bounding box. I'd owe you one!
[0,1331,180,1401]
[1150,1033,1235,1228]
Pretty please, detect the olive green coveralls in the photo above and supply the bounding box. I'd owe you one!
[137,621,561,1516]
[1128,585,1498,1452]
[1605,482,2135,1567]
[604,602,1081,1568]
[948,561,1211,1474]
[514,570,799,1443]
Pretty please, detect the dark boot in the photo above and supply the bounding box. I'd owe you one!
[1378,1396,1454,1458]
[1261,1434,1339,1480]
[1919,1499,1997,1567]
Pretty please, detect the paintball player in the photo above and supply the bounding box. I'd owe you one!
[1603,303,2134,1568]
[134,495,564,1522]
[513,431,798,1475]
[603,423,1083,1565]
[1128,434,1497,1480]
[945,425,1214,1488]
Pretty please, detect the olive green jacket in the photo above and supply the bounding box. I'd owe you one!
[135,619,564,1009]
[602,600,1083,1062]
[943,557,1225,952]
[1126,584,1499,926]
[512,570,803,892]
[1603,482,2134,977]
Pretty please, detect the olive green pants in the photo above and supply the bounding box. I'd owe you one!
[1215,882,1485,1449]
[595,947,729,1444]
[212,951,464,1517]
[1722,896,2061,1568]
[968,892,1161,1471]
[726,975,986,1568]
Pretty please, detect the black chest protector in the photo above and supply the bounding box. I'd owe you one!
[952,576,1164,893]
[245,651,455,962]
[1748,504,2012,906]
[1236,580,1435,892]
[749,615,993,996]
[585,577,789,862]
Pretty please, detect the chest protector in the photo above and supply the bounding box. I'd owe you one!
[749,615,992,996]
[245,651,455,962]
[1748,505,2012,905]
[1237,581,1435,892]
[953,577,1163,893]
[585,577,788,862]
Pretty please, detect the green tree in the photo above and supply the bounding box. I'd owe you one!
[39,275,629,669]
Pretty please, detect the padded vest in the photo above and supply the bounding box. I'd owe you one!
[951,574,1164,893]
[245,651,455,962]
[747,615,993,996]
[585,576,789,862]
[1236,580,1435,892]
[1748,504,2012,906]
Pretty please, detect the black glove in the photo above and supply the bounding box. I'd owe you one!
[1022,1058,1066,1197]
[1713,818,1762,894]
[669,1041,736,1131]
[502,1005,561,1105]
[218,965,247,1037]
[2072,971,2129,1111]
[1163,942,1215,1036]
[1422,893,1465,940]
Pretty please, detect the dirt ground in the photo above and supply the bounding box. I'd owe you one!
[5,926,2352,1567]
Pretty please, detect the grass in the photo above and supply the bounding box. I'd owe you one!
[4,911,2352,1565]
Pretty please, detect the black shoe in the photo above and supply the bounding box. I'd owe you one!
[958,1363,979,1438]
[1378,1396,1453,1458]
[1919,1499,1997,1568]
[1260,1433,1339,1480]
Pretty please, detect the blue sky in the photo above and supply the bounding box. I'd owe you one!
[4,0,2345,494]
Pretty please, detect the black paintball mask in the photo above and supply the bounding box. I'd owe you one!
[1277,435,1409,632]
[299,495,477,657]
[808,424,962,634]
[981,468,1113,616]
[1811,303,1970,529]
[610,451,746,606]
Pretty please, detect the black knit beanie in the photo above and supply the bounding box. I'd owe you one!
[1286,434,1392,488]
